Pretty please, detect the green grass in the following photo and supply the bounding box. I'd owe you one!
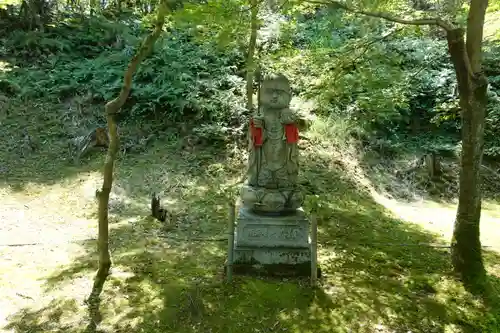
[1,100,499,333]
[488,0,500,13]
[485,10,500,41]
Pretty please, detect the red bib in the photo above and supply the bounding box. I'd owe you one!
[249,119,299,146]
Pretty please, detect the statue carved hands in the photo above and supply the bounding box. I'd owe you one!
[253,115,264,128]
[280,108,296,125]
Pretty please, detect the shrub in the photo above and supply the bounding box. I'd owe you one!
[1,17,247,128]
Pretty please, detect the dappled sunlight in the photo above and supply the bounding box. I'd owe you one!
[306,115,352,145]
[0,60,13,72]
[4,298,85,333]
[0,183,97,247]
[484,11,500,41]
[97,274,165,332]
[0,97,498,332]
[3,138,499,332]
[0,241,92,331]
[484,200,500,218]
[0,107,497,332]
[372,194,500,252]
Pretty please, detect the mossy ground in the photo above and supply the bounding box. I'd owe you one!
[1,100,499,333]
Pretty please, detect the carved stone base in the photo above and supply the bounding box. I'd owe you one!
[240,185,303,213]
[233,246,311,265]
[232,207,311,273]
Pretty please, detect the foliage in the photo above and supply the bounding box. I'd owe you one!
[482,42,500,158]
[1,0,499,151]
[1,14,143,63]
[172,0,251,50]
[488,0,500,12]
[0,15,247,131]
[484,91,500,158]
[261,7,500,158]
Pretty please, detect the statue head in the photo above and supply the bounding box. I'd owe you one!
[260,73,291,110]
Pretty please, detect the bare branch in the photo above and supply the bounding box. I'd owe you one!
[337,26,402,56]
[311,27,402,91]
[337,27,402,69]
[306,0,454,31]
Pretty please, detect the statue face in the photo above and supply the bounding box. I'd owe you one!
[260,78,291,109]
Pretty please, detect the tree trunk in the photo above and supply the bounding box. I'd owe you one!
[92,0,170,292]
[245,0,259,112]
[447,23,489,289]
[308,0,490,292]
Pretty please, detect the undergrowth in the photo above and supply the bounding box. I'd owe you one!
[2,8,500,157]
[0,17,247,130]
[261,7,500,160]
[1,104,500,332]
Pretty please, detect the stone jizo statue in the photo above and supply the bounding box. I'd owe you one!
[240,73,303,214]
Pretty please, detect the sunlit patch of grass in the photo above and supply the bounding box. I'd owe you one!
[484,10,500,41]
[305,115,353,146]
[374,196,500,255]
[1,99,500,333]
[0,0,21,7]
[0,60,13,72]
[483,200,500,219]
[487,1,500,13]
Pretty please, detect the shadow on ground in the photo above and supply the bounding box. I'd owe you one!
[0,98,104,191]
[3,140,500,333]
[359,149,500,205]
[0,97,236,194]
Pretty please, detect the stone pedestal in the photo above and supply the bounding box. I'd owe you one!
[232,207,311,275]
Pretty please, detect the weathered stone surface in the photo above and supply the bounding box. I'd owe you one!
[233,246,311,266]
[244,73,303,214]
[233,207,311,266]
[235,207,308,248]
[240,185,303,213]
[231,72,313,275]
